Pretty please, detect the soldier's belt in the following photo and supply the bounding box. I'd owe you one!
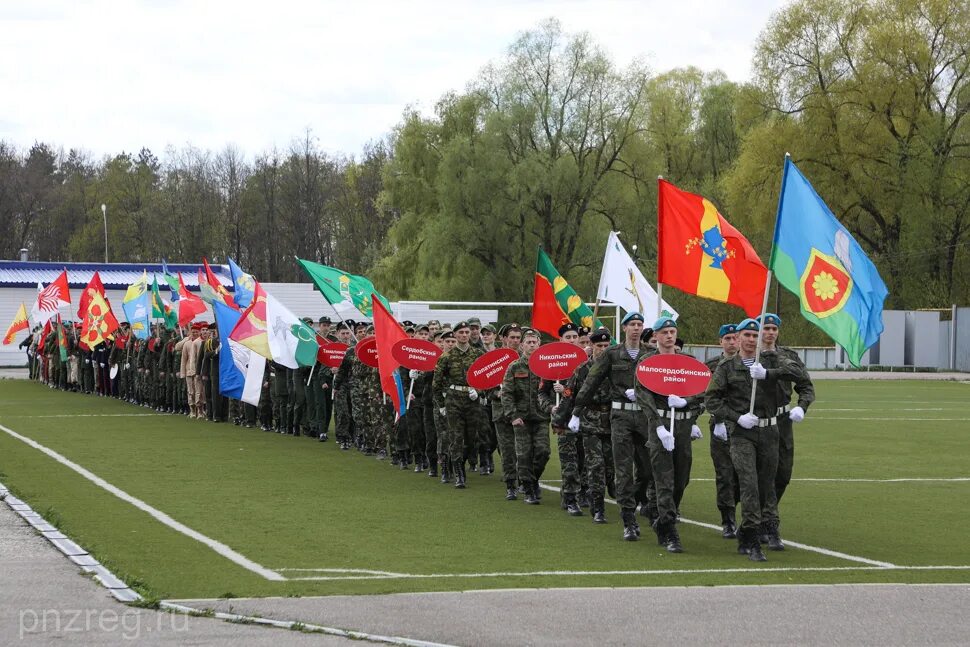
[776,404,792,415]
[657,409,694,420]
[757,416,779,427]
[449,385,473,392]
[589,403,611,412]
[611,401,641,411]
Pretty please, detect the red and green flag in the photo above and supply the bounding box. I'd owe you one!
[532,248,603,338]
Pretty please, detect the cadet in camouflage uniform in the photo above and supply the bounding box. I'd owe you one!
[350,342,379,454]
[405,325,433,472]
[432,322,486,489]
[538,322,588,516]
[502,329,550,505]
[331,323,356,448]
[758,313,815,548]
[556,328,614,523]
[433,331,458,481]
[635,317,705,553]
[490,325,521,496]
[706,323,740,539]
[573,311,653,542]
[704,317,804,561]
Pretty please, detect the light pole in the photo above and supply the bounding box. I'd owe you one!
[101,203,108,263]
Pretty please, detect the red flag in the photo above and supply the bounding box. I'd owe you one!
[658,179,768,317]
[81,291,120,347]
[203,257,237,310]
[371,295,407,418]
[77,271,105,320]
[176,273,207,326]
[37,319,52,353]
[229,282,271,359]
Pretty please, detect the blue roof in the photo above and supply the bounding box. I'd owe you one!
[0,260,233,291]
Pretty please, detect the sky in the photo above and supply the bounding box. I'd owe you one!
[0,0,789,160]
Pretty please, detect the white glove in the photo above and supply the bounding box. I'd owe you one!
[468,389,478,401]
[738,413,759,429]
[409,369,420,380]
[99,363,105,368]
[624,388,636,402]
[713,423,728,440]
[789,406,805,422]
[439,407,447,416]
[690,424,702,440]
[85,359,91,364]
[125,363,130,369]
[668,394,687,409]
[656,425,674,452]
[749,363,766,379]
[567,415,581,433]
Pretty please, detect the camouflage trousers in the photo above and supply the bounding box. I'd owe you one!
[709,426,739,513]
[557,432,586,495]
[445,396,486,464]
[421,405,437,460]
[610,408,651,513]
[730,424,780,532]
[775,414,795,504]
[513,421,550,484]
[333,388,354,443]
[433,406,447,455]
[406,404,428,459]
[646,418,695,526]
[495,419,517,483]
[583,432,615,498]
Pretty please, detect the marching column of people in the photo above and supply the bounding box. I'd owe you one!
[24,311,813,560]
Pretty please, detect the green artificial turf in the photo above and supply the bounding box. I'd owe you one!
[0,379,968,599]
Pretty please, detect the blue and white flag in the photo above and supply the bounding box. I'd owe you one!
[213,300,264,406]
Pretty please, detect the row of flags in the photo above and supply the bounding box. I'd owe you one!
[530,159,888,366]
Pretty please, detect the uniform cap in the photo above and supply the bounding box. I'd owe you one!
[558,322,579,337]
[318,316,332,324]
[440,331,455,340]
[482,324,496,334]
[621,311,644,326]
[737,318,760,332]
[467,317,482,327]
[652,317,677,332]
[578,326,591,337]
[590,328,611,343]
[718,323,738,338]
[300,317,313,325]
[759,313,782,327]
[452,321,471,332]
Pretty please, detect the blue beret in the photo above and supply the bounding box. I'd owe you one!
[621,311,644,325]
[759,313,782,327]
[718,323,737,338]
[737,318,760,332]
[652,317,677,332]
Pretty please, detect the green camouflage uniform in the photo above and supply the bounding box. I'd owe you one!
[433,344,487,467]
[332,346,357,445]
[706,354,739,516]
[488,384,516,484]
[501,358,551,487]
[772,346,815,503]
[636,349,705,528]
[573,343,653,517]
[704,352,802,534]
[539,378,587,500]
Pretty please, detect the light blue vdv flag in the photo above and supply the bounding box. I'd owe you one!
[769,158,889,365]
[121,291,151,340]
[228,257,256,309]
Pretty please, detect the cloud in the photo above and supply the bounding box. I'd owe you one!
[0,0,786,158]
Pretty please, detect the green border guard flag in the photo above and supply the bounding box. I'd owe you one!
[769,158,889,366]
[296,258,389,319]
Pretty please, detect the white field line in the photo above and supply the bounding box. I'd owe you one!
[809,417,970,421]
[0,422,284,581]
[278,565,970,581]
[686,477,970,483]
[160,602,457,647]
[537,483,897,568]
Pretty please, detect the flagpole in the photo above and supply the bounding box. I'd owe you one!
[656,175,665,320]
[747,153,791,415]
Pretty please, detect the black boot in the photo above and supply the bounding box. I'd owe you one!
[524,481,540,505]
[758,522,769,545]
[565,492,583,517]
[765,519,785,551]
[505,480,518,501]
[738,528,752,555]
[440,456,451,484]
[454,462,466,489]
[577,487,590,509]
[390,451,400,466]
[721,508,737,539]
[664,523,684,553]
[592,494,607,524]
[748,530,768,562]
[621,509,639,541]
[414,454,424,473]
[487,452,495,474]
[428,458,438,478]
[478,450,489,476]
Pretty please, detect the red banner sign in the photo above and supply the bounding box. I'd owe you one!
[636,353,711,397]
[466,348,519,390]
[354,336,379,368]
[319,342,349,369]
[528,342,587,381]
[391,338,442,371]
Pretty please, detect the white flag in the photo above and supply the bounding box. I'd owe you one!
[596,232,678,320]
[229,340,265,407]
[265,293,318,370]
